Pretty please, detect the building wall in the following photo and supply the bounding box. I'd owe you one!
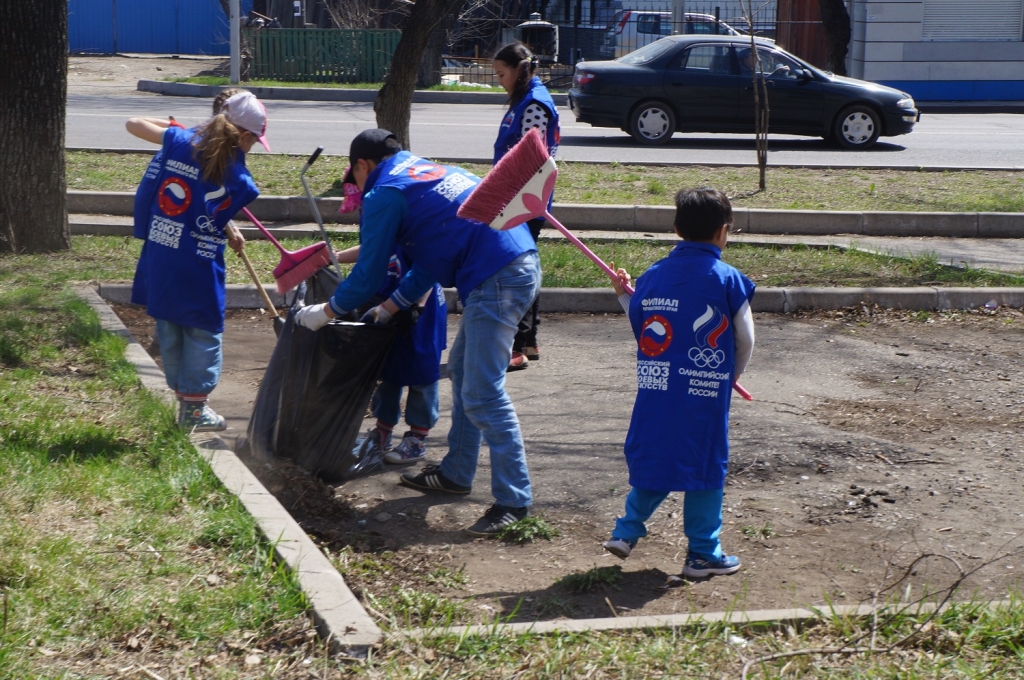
[849,0,1024,100]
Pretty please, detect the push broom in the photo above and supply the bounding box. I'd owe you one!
[239,206,332,294]
[457,128,753,401]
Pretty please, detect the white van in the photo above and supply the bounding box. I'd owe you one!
[599,11,741,59]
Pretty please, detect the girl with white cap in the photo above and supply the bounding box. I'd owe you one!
[126,91,270,431]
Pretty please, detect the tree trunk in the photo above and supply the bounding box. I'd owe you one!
[818,0,851,76]
[374,0,466,149]
[418,4,463,88]
[744,0,769,191]
[0,0,70,254]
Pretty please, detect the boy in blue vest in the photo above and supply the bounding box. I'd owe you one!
[294,129,540,537]
[603,187,755,578]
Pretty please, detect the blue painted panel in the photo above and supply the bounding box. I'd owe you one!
[69,0,116,53]
[880,80,1024,102]
[70,0,252,54]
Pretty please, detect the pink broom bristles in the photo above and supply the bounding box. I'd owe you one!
[239,207,332,294]
[458,129,753,401]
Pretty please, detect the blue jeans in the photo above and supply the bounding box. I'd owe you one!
[439,252,541,508]
[372,380,440,431]
[155,319,222,396]
[613,486,725,561]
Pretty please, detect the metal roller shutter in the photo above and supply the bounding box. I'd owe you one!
[923,0,1024,41]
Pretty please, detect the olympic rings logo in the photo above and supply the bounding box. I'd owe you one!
[195,215,217,233]
[688,347,725,368]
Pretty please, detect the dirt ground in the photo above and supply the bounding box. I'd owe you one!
[69,54,225,93]
[113,304,1024,625]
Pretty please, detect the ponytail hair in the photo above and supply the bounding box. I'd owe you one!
[191,114,243,186]
[494,42,538,107]
[212,87,249,115]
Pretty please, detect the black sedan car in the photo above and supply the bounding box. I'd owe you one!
[568,35,919,149]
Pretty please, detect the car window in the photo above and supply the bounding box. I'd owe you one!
[687,20,717,35]
[637,15,660,35]
[617,38,677,64]
[673,45,734,74]
[738,47,803,78]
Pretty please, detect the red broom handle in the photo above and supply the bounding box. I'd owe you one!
[240,206,291,256]
[541,209,751,400]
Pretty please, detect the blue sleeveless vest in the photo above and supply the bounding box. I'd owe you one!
[493,76,560,163]
[131,126,259,333]
[374,251,448,386]
[364,151,535,301]
[623,242,755,492]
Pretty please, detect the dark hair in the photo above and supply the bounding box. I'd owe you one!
[673,187,733,241]
[191,114,243,185]
[494,42,538,107]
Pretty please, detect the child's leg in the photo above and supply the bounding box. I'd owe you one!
[612,486,670,542]
[683,488,725,560]
[173,325,225,431]
[371,381,403,436]
[384,382,437,465]
[154,319,184,393]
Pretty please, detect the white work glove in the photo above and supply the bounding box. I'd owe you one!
[294,302,332,330]
[359,304,393,325]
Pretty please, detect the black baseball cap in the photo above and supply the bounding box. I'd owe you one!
[342,129,401,184]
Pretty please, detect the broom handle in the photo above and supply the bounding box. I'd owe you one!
[240,207,291,256]
[542,210,752,401]
[228,222,280,320]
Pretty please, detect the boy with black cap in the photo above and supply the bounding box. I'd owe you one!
[295,129,541,537]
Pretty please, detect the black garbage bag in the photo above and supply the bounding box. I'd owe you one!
[242,271,399,482]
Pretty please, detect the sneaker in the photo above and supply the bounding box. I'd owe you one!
[602,538,637,560]
[354,428,392,460]
[399,464,471,495]
[179,401,227,432]
[507,351,529,372]
[465,503,529,537]
[682,553,742,578]
[523,346,540,361]
[383,432,426,465]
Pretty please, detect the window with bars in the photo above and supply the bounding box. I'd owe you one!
[922,0,1024,41]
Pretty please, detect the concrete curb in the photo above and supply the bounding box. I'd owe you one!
[66,191,1024,237]
[405,599,1015,639]
[74,284,383,653]
[94,282,1024,313]
[137,78,567,106]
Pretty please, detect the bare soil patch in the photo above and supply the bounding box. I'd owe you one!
[113,304,1024,626]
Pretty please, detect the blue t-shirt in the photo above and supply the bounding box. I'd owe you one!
[131,126,259,333]
[623,241,755,492]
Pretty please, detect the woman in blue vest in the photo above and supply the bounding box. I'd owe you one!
[127,92,269,432]
[492,42,560,371]
[294,129,540,537]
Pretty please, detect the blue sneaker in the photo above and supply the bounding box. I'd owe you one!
[179,401,226,432]
[602,538,637,560]
[353,428,391,460]
[682,553,741,578]
[384,432,426,465]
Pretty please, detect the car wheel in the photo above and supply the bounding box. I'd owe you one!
[629,101,675,145]
[833,105,880,150]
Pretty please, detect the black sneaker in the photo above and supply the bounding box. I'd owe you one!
[465,504,529,537]
[399,464,471,495]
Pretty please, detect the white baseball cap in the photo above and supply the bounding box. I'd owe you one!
[221,91,270,151]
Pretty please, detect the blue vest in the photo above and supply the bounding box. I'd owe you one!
[623,242,755,492]
[131,126,259,333]
[365,151,535,301]
[374,251,448,386]
[493,76,560,164]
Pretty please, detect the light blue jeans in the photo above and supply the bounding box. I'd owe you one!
[372,381,440,431]
[613,486,725,561]
[155,319,222,396]
[439,252,541,508]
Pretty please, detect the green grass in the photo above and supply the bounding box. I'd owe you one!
[495,516,560,544]
[0,264,309,674]
[67,150,1024,213]
[558,565,624,594]
[29,236,1024,292]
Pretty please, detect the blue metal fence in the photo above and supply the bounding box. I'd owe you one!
[69,0,252,55]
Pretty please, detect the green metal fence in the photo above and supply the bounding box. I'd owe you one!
[244,29,401,83]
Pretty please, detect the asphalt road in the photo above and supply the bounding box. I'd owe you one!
[68,92,1024,168]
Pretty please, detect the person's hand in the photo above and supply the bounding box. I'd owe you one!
[609,261,631,296]
[295,303,333,330]
[226,222,245,255]
[359,304,393,325]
